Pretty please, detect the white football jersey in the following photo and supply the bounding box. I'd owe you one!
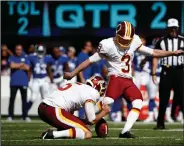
[98,35,142,78]
[42,83,100,113]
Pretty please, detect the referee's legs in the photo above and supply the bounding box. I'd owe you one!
[156,71,172,129]
[8,86,19,118]
[19,86,28,120]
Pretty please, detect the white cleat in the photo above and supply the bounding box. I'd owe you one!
[7,117,13,122]
[166,116,174,123]
[144,112,154,123]
[144,116,154,123]
[111,111,122,122]
[153,108,158,120]
[166,107,174,123]
[176,112,183,122]
[181,119,184,125]
[23,117,32,122]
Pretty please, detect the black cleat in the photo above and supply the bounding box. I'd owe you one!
[41,129,54,139]
[153,125,165,130]
[119,131,136,138]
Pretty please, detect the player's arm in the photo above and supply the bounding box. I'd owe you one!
[152,58,159,84]
[64,53,102,80]
[19,59,30,71]
[28,67,32,81]
[138,45,184,57]
[84,100,110,124]
[19,64,30,71]
[10,62,23,69]
[79,71,86,83]
[64,63,70,72]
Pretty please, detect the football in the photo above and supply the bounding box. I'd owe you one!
[95,118,108,138]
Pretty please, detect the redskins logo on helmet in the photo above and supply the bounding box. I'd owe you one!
[86,76,106,96]
[116,21,135,48]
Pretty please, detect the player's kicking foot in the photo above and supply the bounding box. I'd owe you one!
[41,129,54,139]
[119,131,136,138]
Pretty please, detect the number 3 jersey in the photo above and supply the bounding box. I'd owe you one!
[42,83,100,113]
[28,54,53,78]
[90,35,145,79]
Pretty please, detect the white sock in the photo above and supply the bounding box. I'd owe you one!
[121,99,142,134]
[75,128,85,139]
[53,128,85,139]
[53,129,70,138]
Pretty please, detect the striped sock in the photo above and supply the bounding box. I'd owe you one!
[121,108,140,134]
[53,128,84,139]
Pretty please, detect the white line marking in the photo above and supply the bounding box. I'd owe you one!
[2,128,183,132]
[1,137,182,141]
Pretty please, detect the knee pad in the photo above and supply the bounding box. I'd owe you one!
[132,99,143,110]
[102,97,114,105]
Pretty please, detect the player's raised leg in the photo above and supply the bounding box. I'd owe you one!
[38,103,92,139]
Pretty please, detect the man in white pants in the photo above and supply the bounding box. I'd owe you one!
[27,45,53,112]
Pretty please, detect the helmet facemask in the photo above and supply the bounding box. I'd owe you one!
[36,45,46,58]
[116,34,133,48]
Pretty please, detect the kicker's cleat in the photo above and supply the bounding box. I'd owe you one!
[119,131,136,138]
[41,129,54,139]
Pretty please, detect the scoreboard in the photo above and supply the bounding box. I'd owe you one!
[2,1,184,37]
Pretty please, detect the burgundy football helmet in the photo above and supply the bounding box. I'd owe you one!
[116,21,135,48]
[86,76,106,96]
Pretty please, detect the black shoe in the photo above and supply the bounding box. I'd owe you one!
[153,125,165,130]
[119,131,136,138]
[41,129,54,139]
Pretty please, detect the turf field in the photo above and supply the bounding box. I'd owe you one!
[2,120,184,145]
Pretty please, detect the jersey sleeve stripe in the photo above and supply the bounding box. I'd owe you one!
[97,101,103,111]
[85,99,95,105]
[136,44,143,51]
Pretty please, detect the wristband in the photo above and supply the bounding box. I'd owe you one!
[151,73,156,76]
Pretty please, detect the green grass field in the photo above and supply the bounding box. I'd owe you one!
[2,120,184,145]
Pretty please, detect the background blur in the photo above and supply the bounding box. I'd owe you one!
[1,1,184,118]
[2,1,184,51]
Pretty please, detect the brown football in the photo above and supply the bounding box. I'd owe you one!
[95,118,108,138]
